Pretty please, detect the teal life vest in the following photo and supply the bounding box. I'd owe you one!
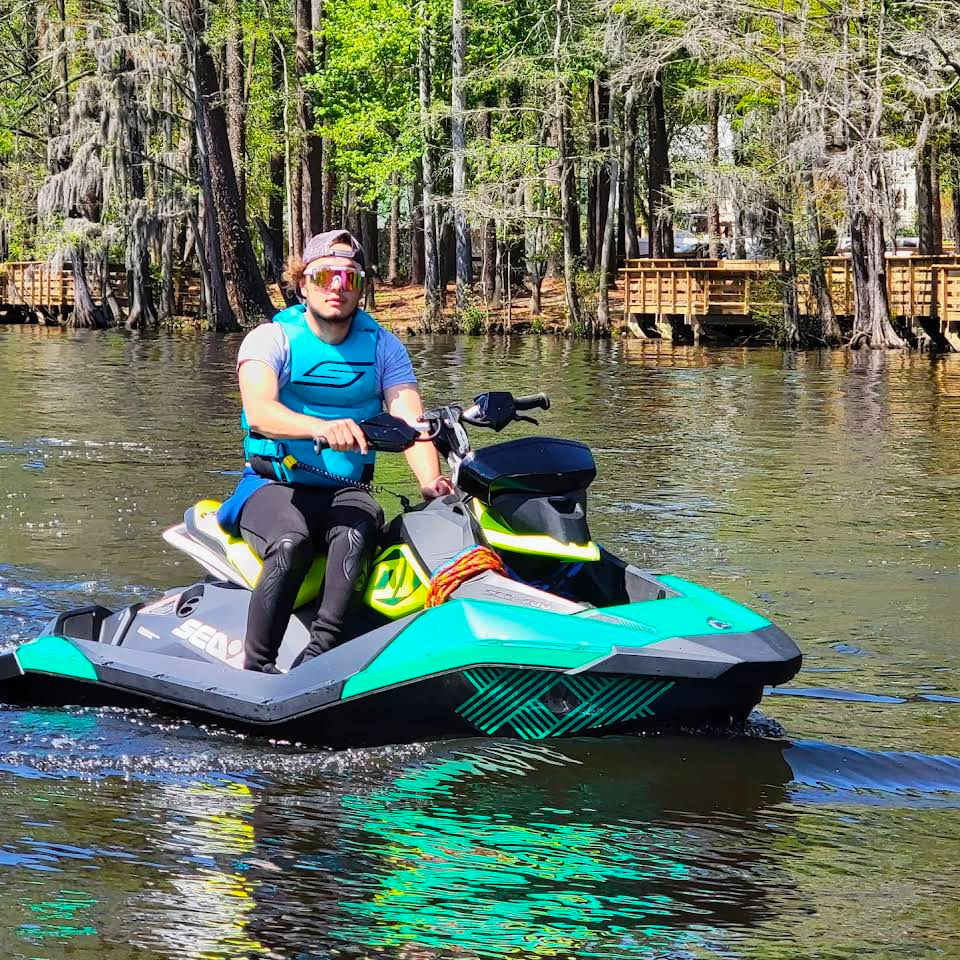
[241,305,383,487]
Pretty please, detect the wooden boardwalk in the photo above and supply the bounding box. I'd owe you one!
[622,256,960,347]
[0,261,202,321]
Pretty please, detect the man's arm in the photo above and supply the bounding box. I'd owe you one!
[385,383,453,498]
[239,360,367,453]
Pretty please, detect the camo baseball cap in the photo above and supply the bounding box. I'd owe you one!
[302,229,366,271]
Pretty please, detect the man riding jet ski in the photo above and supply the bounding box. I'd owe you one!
[216,228,452,675]
[0,386,803,749]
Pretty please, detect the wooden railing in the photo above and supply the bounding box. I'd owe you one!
[0,261,202,317]
[622,260,780,319]
[622,256,960,328]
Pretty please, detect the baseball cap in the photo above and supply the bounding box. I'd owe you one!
[302,229,366,271]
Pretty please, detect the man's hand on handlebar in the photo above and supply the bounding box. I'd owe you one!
[314,418,368,454]
[421,475,455,500]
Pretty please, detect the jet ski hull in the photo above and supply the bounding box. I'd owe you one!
[1,576,801,749]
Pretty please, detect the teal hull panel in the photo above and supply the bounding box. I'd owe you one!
[15,635,98,681]
[341,599,643,699]
[342,579,771,701]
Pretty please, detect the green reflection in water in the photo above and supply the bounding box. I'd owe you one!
[332,749,707,958]
[19,890,97,941]
[13,711,99,735]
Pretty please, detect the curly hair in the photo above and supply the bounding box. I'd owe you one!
[281,254,307,296]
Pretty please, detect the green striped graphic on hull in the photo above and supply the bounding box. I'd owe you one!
[456,668,674,740]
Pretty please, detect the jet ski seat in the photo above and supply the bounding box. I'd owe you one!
[184,500,327,608]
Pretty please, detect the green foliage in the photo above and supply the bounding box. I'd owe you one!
[456,297,488,334]
[0,0,954,343]
[747,275,790,344]
[308,0,422,199]
[572,269,600,337]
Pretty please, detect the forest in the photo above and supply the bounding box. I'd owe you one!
[0,0,958,346]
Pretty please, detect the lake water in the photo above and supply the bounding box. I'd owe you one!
[1,326,958,959]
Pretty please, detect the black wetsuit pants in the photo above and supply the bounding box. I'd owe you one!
[238,483,382,671]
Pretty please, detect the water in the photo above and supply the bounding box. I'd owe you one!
[1,326,959,959]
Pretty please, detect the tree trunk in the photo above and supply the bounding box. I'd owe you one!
[387,174,400,283]
[706,88,722,259]
[917,131,938,255]
[931,142,943,255]
[54,0,69,126]
[100,250,121,326]
[68,248,110,329]
[553,0,581,331]
[410,162,425,285]
[266,41,286,281]
[159,26,177,324]
[585,83,597,271]
[477,106,496,305]
[193,112,236,331]
[492,229,503,308]
[306,0,326,233]
[361,205,375,267]
[117,0,157,330]
[418,0,441,326]
[732,126,748,259]
[525,165,546,317]
[278,34,303,258]
[451,0,472,309]
[482,218,497,304]
[184,0,270,327]
[362,204,378,307]
[780,193,800,346]
[803,177,841,344]
[623,86,640,260]
[124,203,158,331]
[950,137,960,247]
[225,0,246,211]
[296,0,323,238]
[312,0,334,233]
[647,71,673,257]
[848,179,903,349]
[592,77,610,271]
[322,153,336,233]
[438,209,455,288]
[596,90,619,336]
[345,184,361,241]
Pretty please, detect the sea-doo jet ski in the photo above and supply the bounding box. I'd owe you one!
[0,391,802,748]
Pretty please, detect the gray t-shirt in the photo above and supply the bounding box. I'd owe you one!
[237,318,417,395]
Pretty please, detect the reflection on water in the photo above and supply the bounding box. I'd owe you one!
[1,328,959,958]
[0,729,958,959]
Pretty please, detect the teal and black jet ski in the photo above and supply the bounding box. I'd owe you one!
[0,391,801,748]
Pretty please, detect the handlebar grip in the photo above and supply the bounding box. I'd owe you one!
[313,436,330,453]
[514,392,550,412]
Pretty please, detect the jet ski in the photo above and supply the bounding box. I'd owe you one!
[0,391,802,749]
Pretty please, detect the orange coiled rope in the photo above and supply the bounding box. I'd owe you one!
[424,545,506,608]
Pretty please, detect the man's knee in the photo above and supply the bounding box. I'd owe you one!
[264,533,314,575]
[327,491,383,539]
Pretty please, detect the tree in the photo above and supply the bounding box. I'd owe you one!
[179,0,274,327]
[451,0,473,309]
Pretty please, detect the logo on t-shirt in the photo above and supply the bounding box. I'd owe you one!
[292,360,375,389]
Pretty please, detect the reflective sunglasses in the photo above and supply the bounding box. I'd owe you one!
[305,267,366,292]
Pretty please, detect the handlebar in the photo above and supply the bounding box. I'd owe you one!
[312,391,551,455]
[514,393,550,412]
